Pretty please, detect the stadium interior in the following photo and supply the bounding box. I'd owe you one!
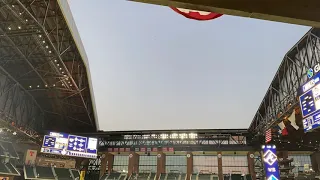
[0,0,318,180]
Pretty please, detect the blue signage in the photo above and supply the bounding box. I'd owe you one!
[262,145,280,180]
[41,132,98,159]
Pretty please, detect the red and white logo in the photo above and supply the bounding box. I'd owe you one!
[171,7,222,21]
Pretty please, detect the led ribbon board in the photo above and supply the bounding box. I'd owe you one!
[262,145,280,180]
[298,71,320,132]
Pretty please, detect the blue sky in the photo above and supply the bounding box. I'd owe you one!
[68,0,310,131]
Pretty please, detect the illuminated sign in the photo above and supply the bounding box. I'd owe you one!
[262,145,280,180]
[307,64,320,79]
[41,132,98,159]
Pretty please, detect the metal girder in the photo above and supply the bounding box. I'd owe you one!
[98,132,252,152]
[0,0,96,133]
[249,28,320,134]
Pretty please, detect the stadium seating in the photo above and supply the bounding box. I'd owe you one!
[198,174,212,180]
[159,173,167,180]
[149,172,157,180]
[166,172,180,180]
[190,173,197,180]
[54,167,73,180]
[136,172,151,180]
[106,172,121,180]
[23,165,80,180]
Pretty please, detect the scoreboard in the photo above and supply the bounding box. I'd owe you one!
[299,72,320,132]
[41,132,98,159]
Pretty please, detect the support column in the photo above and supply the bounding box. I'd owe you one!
[107,153,114,173]
[157,151,166,179]
[128,152,140,175]
[217,152,223,180]
[247,152,256,180]
[99,153,108,178]
[311,152,320,173]
[186,152,193,180]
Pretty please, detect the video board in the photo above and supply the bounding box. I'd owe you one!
[40,132,98,159]
[299,72,320,132]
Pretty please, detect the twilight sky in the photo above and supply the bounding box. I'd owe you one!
[68,0,310,131]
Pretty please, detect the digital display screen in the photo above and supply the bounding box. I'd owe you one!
[40,132,98,159]
[262,145,280,180]
[299,72,320,132]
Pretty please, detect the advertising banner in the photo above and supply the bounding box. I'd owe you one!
[25,149,37,165]
[262,145,280,180]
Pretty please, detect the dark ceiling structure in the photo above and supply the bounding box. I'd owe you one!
[0,0,97,137]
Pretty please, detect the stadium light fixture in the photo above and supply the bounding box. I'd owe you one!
[160,134,167,139]
[189,133,197,139]
[8,27,11,30]
[180,133,187,139]
[38,34,41,38]
[171,133,178,139]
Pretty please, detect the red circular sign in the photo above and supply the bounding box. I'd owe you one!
[171,7,222,21]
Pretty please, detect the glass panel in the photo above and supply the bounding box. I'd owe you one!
[166,155,187,173]
[288,155,312,173]
[139,155,157,173]
[113,155,129,172]
[193,156,218,174]
[222,155,248,174]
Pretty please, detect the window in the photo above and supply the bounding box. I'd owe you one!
[193,156,218,174]
[166,155,187,173]
[139,155,157,172]
[222,155,248,174]
[113,155,129,172]
[288,154,311,173]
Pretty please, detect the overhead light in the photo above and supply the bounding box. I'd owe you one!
[19,12,22,15]
[13,132,17,135]
[29,86,32,88]
[42,41,45,43]
[54,60,57,62]
[45,46,48,48]
[59,68,62,70]
[53,84,55,87]
[48,51,51,53]
[70,84,72,87]
[57,64,59,66]
[8,27,11,30]
[45,85,48,87]
[25,19,28,22]
[11,5,14,7]
[38,35,42,38]
[18,26,21,29]
[37,85,39,88]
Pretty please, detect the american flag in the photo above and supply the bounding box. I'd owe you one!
[265,128,272,143]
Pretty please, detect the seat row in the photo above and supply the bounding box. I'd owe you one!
[24,165,80,180]
[100,172,253,180]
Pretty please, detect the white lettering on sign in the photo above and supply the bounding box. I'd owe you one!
[268,167,276,172]
[315,64,320,73]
